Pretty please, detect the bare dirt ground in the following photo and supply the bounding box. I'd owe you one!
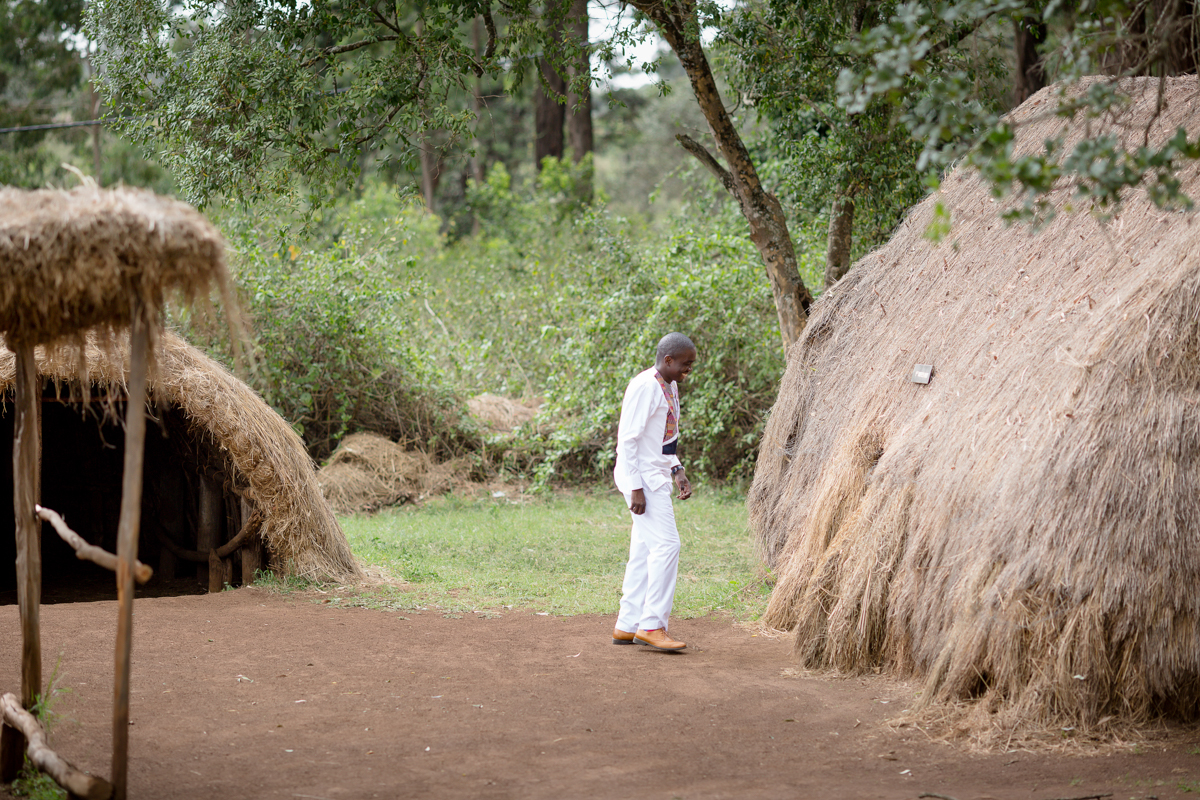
[1,587,1197,800]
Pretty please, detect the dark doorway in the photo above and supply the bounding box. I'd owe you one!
[1,385,253,605]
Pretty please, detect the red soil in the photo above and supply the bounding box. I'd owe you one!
[1,588,1196,799]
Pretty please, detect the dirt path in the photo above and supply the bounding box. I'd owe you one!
[1,588,1196,799]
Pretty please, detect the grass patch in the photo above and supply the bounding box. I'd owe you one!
[336,488,770,619]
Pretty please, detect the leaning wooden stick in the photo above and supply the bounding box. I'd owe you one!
[0,692,113,800]
[36,506,153,584]
[111,313,149,800]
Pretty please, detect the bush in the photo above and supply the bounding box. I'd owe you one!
[528,212,786,486]
[188,191,476,462]
[409,159,792,484]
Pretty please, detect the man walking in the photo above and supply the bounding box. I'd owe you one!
[611,332,697,652]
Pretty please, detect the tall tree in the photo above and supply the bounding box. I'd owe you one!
[1012,13,1046,104]
[624,0,814,347]
[534,8,566,169]
[565,0,593,165]
[718,0,946,289]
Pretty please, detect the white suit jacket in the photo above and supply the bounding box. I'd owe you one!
[613,367,682,493]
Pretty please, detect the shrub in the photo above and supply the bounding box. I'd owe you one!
[187,192,476,462]
[528,212,786,486]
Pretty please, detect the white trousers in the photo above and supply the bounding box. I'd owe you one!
[616,483,680,632]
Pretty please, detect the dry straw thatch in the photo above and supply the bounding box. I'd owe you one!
[467,393,541,434]
[317,432,470,513]
[0,331,361,581]
[0,187,228,345]
[749,77,1200,735]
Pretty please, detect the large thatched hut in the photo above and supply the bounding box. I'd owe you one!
[749,76,1200,733]
[0,331,361,596]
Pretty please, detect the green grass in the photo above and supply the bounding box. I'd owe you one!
[334,488,771,620]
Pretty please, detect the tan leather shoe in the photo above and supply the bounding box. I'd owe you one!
[612,627,636,645]
[634,628,686,651]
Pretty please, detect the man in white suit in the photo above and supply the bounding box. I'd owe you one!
[611,332,697,652]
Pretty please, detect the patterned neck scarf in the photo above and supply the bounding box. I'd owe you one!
[654,370,679,446]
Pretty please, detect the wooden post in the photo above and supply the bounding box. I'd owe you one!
[2,341,42,781]
[239,498,261,585]
[196,476,221,589]
[158,545,176,582]
[111,313,149,800]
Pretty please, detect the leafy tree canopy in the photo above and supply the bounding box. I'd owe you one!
[88,0,633,207]
[838,0,1200,225]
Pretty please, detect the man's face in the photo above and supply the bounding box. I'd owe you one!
[661,348,697,384]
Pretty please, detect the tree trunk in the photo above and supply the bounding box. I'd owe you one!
[565,0,593,165]
[1013,16,1046,105]
[471,18,487,187]
[824,194,855,288]
[632,0,812,349]
[419,141,439,212]
[1158,0,1198,75]
[534,60,566,168]
[535,0,567,170]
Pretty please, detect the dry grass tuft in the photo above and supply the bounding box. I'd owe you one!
[749,76,1200,737]
[467,393,542,434]
[0,331,360,582]
[317,432,472,514]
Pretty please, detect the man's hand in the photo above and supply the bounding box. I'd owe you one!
[674,469,692,501]
[629,488,647,515]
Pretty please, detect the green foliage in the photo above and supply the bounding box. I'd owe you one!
[337,489,770,619]
[87,0,632,209]
[190,190,476,461]
[531,212,786,485]
[838,0,1200,224]
[408,159,790,484]
[716,0,945,260]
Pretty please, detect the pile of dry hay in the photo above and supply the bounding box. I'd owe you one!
[467,393,542,434]
[317,432,472,514]
[0,332,361,582]
[749,76,1200,738]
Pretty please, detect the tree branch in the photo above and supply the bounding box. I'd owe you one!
[929,16,989,58]
[483,10,498,60]
[370,5,402,35]
[303,36,401,67]
[676,133,735,194]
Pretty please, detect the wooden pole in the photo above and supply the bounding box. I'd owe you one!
[196,476,221,589]
[2,341,42,781]
[240,498,261,586]
[111,313,149,800]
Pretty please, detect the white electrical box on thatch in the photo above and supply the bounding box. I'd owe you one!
[749,76,1200,736]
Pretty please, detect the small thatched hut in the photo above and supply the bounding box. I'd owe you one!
[0,331,361,595]
[749,76,1200,733]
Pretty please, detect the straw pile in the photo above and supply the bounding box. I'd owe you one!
[318,432,470,513]
[467,393,541,434]
[0,331,361,581]
[748,76,1200,733]
[0,187,228,345]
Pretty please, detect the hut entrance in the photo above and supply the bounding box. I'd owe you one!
[0,388,259,605]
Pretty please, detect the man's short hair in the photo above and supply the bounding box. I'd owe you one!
[656,332,696,361]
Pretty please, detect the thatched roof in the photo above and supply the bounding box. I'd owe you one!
[0,187,227,344]
[748,76,1200,734]
[0,331,361,582]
